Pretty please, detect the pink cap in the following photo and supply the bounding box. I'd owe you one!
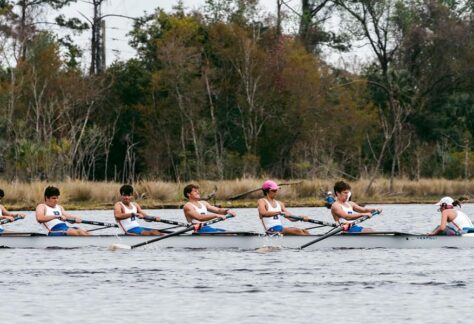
[262,180,280,190]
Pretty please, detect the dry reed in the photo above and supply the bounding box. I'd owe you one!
[0,178,473,209]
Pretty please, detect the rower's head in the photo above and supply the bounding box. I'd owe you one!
[44,186,60,206]
[120,185,134,203]
[436,196,461,211]
[184,184,200,200]
[262,180,279,197]
[334,181,351,202]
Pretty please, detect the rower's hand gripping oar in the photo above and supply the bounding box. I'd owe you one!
[300,210,380,249]
[0,215,24,225]
[284,215,338,228]
[110,214,234,251]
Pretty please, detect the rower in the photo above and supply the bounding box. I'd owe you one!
[257,180,309,235]
[429,196,474,235]
[114,184,162,236]
[0,189,26,234]
[331,180,381,233]
[35,186,89,236]
[183,183,236,233]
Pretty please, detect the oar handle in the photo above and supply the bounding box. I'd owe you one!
[143,216,188,227]
[285,215,338,228]
[64,218,118,227]
[80,220,119,227]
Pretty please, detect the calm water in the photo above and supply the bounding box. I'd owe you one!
[2,204,474,323]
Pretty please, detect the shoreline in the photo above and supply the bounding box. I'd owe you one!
[1,177,472,211]
[4,197,447,211]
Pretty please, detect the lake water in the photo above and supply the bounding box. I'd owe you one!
[2,204,474,323]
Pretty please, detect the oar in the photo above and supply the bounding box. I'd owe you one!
[110,215,234,250]
[87,226,110,233]
[64,218,119,228]
[143,216,188,227]
[0,215,24,224]
[227,181,302,200]
[284,215,338,228]
[300,210,380,249]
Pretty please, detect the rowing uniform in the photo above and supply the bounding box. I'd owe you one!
[336,203,364,233]
[189,202,225,233]
[261,199,284,233]
[117,202,153,235]
[39,204,71,236]
[444,210,474,235]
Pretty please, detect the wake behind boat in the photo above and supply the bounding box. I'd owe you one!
[2,231,474,250]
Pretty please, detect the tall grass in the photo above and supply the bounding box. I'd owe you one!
[0,178,474,208]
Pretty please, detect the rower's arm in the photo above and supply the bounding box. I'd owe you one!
[331,204,368,221]
[257,199,281,218]
[183,203,221,222]
[205,202,235,217]
[114,202,135,220]
[353,203,382,214]
[61,207,81,222]
[430,212,450,235]
[0,205,17,219]
[279,202,293,218]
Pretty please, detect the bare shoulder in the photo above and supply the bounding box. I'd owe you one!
[257,198,268,206]
[183,202,192,211]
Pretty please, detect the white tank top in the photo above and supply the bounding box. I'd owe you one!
[40,204,65,232]
[190,202,207,224]
[117,202,140,232]
[447,210,473,231]
[336,203,355,224]
[261,199,283,230]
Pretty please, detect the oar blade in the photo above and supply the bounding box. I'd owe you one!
[108,243,132,251]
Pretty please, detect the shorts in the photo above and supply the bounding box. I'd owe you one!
[345,225,364,233]
[442,226,461,236]
[196,226,225,233]
[0,228,3,234]
[267,225,284,233]
[48,223,70,236]
[126,226,155,235]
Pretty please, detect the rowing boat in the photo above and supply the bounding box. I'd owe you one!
[1,231,474,249]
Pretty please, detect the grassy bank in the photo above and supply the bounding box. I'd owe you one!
[0,178,473,210]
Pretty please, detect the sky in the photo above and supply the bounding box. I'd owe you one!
[52,0,281,69]
[50,0,369,71]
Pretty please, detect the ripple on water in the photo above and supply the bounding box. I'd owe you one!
[2,205,474,323]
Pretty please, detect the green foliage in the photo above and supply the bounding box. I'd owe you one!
[1,1,474,182]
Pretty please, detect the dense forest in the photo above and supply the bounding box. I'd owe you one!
[1,0,474,190]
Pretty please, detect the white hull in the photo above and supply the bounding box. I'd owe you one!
[1,232,474,250]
